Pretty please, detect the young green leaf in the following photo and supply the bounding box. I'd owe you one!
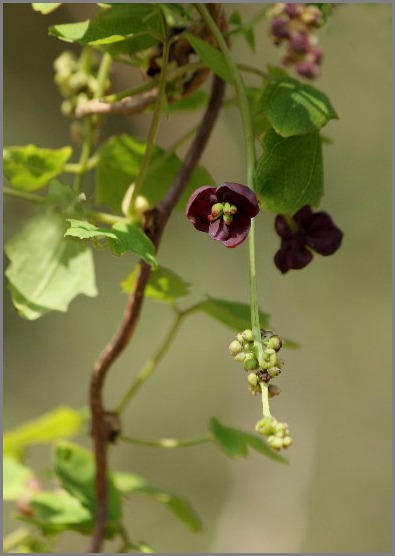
[49,4,163,46]
[65,219,158,269]
[96,134,214,213]
[113,471,202,532]
[5,212,97,319]
[54,441,122,536]
[184,32,234,84]
[261,77,338,137]
[199,297,270,332]
[255,129,323,214]
[3,145,72,191]
[121,266,190,303]
[210,418,248,458]
[3,406,87,460]
[32,3,62,14]
[29,490,93,529]
[3,457,34,500]
[210,419,287,463]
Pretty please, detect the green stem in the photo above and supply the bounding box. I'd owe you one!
[119,434,212,449]
[129,31,170,210]
[116,303,201,415]
[73,52,112,193]
[3,527,31,553]
[3,186,46,205]
[260,381,272,418]
[195,3,268,409]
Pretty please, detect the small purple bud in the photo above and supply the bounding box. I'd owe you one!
[297,60,321,79]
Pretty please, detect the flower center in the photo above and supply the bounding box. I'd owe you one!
[208,202,238,225]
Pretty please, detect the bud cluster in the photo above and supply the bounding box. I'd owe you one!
[54,51,109,117]
[255,416,293,450]
[267,3,326,79]
[229,329,284,394]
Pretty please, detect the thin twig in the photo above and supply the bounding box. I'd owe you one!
[89,5,227,551]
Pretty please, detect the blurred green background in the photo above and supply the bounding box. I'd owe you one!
[3,3,392,553]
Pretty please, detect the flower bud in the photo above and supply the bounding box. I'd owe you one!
[268,366,282,378]
[247,373,258,387]
[283,436,293,448]
[242,329,254,342]
[267,335,282,351]
[234,352,246,363]
[243,355,259,371]
[268,436,284,450]
[229,340,242,355]
[255,416,275,436]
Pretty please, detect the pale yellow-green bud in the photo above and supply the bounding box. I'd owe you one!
[229,340,242,356]
[242,329,254,342]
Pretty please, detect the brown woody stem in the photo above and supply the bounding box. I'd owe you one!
[89,5,227,551]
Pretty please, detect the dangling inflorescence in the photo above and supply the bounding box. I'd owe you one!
[229,328,292,450]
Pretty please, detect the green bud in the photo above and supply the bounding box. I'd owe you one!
[229,204,238,215]
[234,352,246,363]
[267,335,282,351]
[283,436,293,448]
[268,436,283,450]
[255,416,275,436]
[229,340,242,355]
[236,333,244,343]
[223,202,232,215]
[243,355,259,371]
[247,373,258,387]
[242,329,254,342]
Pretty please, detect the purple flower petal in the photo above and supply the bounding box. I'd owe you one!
[306,213,343,255]
[221,215,251,248]
[186,186,217,232]
[217,182,260,218]
[274,215,294,240]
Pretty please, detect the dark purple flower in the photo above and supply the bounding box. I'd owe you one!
[274,205,343,273]
[186,182,260,248]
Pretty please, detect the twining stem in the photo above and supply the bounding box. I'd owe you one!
[2,528,31,553]
[129,32,170,210]
[116,304,201,415]
[120,434,212,449]
[3,187,47,205]
[73,51,112,193]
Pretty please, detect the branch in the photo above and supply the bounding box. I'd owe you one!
[89,6,228,551]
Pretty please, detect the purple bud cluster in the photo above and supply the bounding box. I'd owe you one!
[268,3,325,79]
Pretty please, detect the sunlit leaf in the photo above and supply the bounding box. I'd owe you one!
[3,406,87,460]
[262,77,338,137]
[255,129,323,214]
[3,145,72,191]
[3,457,34,500]
[5,211,97,319]
[32,3,62,14]
[65,219,158,269]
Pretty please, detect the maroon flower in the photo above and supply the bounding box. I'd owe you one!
[186,182,260,248]
[274,205,343,273]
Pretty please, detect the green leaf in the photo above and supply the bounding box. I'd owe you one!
[29,490,92,528]
[199,297,270,332]
[3,457,34,500]
[3,406,87,460]
[65,219,158,269]
[255,129,323,214]
[113,471,202,532]
[121,265,190,303]
[184,32,233,84]
[96,134,214,213]
[210,419,287,463]
[32,3,62,14]
[49,4,163,46]
[262,77,338,137]
[246,87,273,136]
[5,211,97,319]
[54,441,121,536]
[3,145,72,191]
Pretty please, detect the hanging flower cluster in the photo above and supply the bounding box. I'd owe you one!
[274,205,343,274]
[228,328,292,450]
[186,182,260,248]
[267,3,325,79]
